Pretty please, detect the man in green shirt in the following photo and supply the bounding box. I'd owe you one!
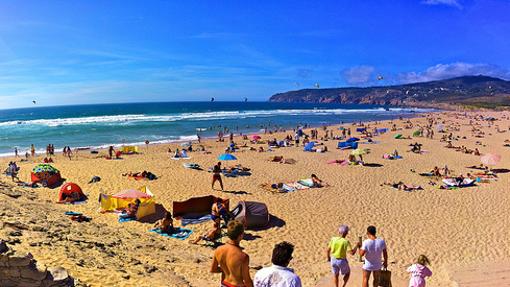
[326,225,360,287]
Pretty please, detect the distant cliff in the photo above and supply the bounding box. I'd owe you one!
[269,75,510,109]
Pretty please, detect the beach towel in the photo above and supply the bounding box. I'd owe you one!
[65,211,82,216]
[394,134,403,139]
[180,214,212,226]
[150,228,193,240]
[118,215,136,223]
[442,178,475,188]
[183,163,201,170]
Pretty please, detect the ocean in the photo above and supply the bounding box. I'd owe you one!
[0,101,432,156]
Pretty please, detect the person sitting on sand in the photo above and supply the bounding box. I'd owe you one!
[154,211,175,234]
[392,149,399,158]
[474,148,481,156]
[407,255,432,287]
[326,225,360,287]
[254,241,302,287]
[211,220,253,287]
[431,166,441,177]
[190,220,221,245]
[173,148,180,158]
[347,154,357,165]
[212,198,230,226]
[123,199,141,218]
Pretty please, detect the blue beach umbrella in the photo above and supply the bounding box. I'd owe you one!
[218,153,237,161]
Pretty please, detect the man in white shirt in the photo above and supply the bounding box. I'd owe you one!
[359,225,388,287]
[254,241,302,287]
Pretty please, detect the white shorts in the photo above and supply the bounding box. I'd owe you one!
[331,258,350,275]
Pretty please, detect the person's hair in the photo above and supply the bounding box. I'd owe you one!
[217,162,221,166]
[416,255,430,266]
[311,174,317,178]
[226,220,244,240]
[338,225,349,235]
[367,225,377,236]
[271,241,294,267]
[165,211,172,220]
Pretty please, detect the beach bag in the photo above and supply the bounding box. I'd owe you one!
[378,268,392,287]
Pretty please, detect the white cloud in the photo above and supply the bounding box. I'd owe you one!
[399,62,510,83]
[342,66,375,85]
[422,0,462,9]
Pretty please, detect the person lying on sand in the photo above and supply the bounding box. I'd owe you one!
[382,181,423,191]
[190,220,221,245]
[312,174,329,187]
[58,191,87,204]
[154,211,175,234]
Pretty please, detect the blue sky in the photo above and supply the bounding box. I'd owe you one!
[0,0,509,109]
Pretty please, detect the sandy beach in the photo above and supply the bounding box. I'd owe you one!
[2,110,510,287]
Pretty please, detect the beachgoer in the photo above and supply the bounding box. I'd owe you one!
[190,220,221,245]
[124,199,141,218]
[254,241,302,287]
[7,162,20,182]
[327,225,360,287]
[407,255,432,287]
[14,147,18,157]
[212,162,224,191]
[154,211,175,234]
[31,144,35,157]
[212,198,230,226]
[108,146,114,159]
[359,225,388,287]
[311,174,324,188]
[211,220,253,287]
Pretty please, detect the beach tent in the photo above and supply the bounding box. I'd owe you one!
[338,141,358,150]
[251,135,261,141]
[58,182,86,201]
[99,186,156,219]
[172,195,229,218]
[31,164,62,187]
[231,201,270,229]
[356,128,366,133]
[413,130,421,137]
[346,137,360,142]
[376,128,388,134]
[304,142,315,152]
[218,153,237,161]
[394,134,403,139]
[121,146,139,154]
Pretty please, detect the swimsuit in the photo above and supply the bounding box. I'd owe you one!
[221,281,244,287]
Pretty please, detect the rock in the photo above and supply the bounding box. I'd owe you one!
[8,230,22,237]
[47,266,69,281]
[20,266,48,281]
[144,264,157,273]
[122,274,130,280]
[0,240,8,253]
[8,253,33,267]
[32,226,48,232]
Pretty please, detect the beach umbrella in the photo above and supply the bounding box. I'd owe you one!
[351,148,369,156]
[218,153,237,161]
[481,153,501,166]
[251,135,261,141]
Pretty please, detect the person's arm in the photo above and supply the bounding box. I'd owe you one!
[326,246,331,261]
[383,248,388,269]
[349,241,359,256]
[210,251,221,273]
[242,255,253,287]
[359,241,366,257]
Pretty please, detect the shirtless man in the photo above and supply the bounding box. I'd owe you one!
[211,220,253,287]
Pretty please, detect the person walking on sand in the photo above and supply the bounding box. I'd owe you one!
[14,147,18,158]
[407,255,432,287]
[327,225,360,287]
[211,220,253,287]
[254,241,301,287]
[212,162,224,191]
[359,225,388,287]
[30,144,36,157]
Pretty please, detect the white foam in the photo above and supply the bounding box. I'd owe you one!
[0,108,433,127]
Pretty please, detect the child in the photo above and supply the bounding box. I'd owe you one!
[407,255,432,287]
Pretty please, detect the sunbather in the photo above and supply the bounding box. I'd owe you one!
[383,181,423,191]
[212,198,230,226]
[154,211,175,234]
[312,174,326,187]
[122,199,141,218]
[189,220,221,245]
